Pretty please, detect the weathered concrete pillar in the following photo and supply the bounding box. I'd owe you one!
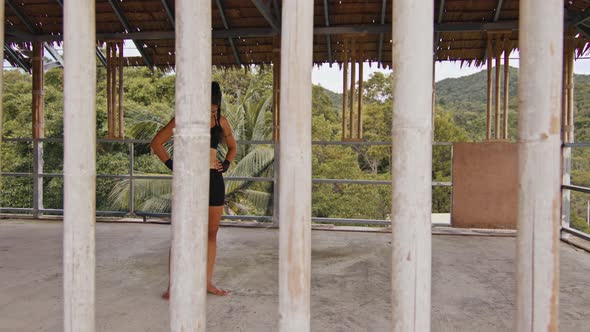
[63,0,96,331]
[391,0,434,331]
[278,0,313,331]
[516,0,563,330]
[170,0,211,331]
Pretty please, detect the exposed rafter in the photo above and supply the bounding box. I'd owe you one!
[6,0,67,68]
[107,0,153,68]
[215,0,241,66]
[4,45,31,72]
[55,0,106,67]
[578,23,590,40]
[433,0,446,56]
[161,0,175,27]
[323,0,332,63]
[483,0,505,60]
[251,0,280,31]
[5,21,523,44]
[377,0,387,65]
[493,0,504,22]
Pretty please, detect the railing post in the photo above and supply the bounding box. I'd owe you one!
[32,138,44,217]
[129,142,135,215]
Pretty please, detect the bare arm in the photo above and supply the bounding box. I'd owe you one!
[150,118,175,163]
[220,116,237,162]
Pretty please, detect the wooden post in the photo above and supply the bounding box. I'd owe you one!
[279,0,313,330]
[357,41,363,139]
[32,42,45,218]
[32,42,45,139]
[349,38,356,139]
[0,1,4,195]
[110,44,117,136]
[503,50,509,140]
[391,0,433,331]
[170,0,211,330]
[272,36,281,226]
[567,41,574,143]
[486,38,493,141]
[516,0,562,330]
[106,43,112,137]
[495,52,501,139]
[63,1,97,331]
[342,38,348,140]
[118,41,124,138]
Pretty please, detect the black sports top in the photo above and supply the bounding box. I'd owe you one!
[210,116,223,149]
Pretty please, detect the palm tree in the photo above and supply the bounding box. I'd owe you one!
[107,86,275,216]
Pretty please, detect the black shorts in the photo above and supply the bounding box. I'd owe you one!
[209,170,225,206]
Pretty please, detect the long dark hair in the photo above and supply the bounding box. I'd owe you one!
[211,81,223,142]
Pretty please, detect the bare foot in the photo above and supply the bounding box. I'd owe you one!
[207,285,229,296]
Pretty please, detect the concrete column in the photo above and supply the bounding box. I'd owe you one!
[0,1,4,197]
[32,42,44,218]
[170,0,211,331]
[391,0,433,331]
[278,0,313,331]
[516,0,563,330]
[63,0,96,331]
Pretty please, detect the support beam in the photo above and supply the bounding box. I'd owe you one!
[279,0,313,330]
[170,0,211,330]
[215,0,241,66]
[7,0,67,70]
[377,0,387,66]
[493,0,504,22]
[494,54,501,139]
[483,0,504,62]
[486,47,492,140]
[32,41,45,139]
[6,0,36,33]
[63,0,96,331]
[349,39,356,139]
[391,0,433,331]
[4,45,31,72]
[502,51,509,140]
[5,21,523,43]
[322,0,332,63]
[107,0,153,68]
[433,0,445,56]
[572,9,590,27]
[161,0,174,26]
[44,42,64,67]
[1,1,5,210]
[251,0,280,31]
[516,0,562,330]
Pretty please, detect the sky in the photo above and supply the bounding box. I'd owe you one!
[312,51,590,93]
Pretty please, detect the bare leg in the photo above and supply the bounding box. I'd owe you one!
[207,205,228,296]
[162,248,171,299]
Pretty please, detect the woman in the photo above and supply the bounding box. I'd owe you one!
[151,82,237,297]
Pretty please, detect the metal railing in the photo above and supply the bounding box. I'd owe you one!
[561,142,590,241]
[0,137,454,226]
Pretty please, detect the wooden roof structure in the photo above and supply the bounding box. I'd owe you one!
[4,0,590,71]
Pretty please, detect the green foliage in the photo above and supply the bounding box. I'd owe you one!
[3,65,590,230]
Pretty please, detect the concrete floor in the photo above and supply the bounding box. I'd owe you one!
[0,219,589,332]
